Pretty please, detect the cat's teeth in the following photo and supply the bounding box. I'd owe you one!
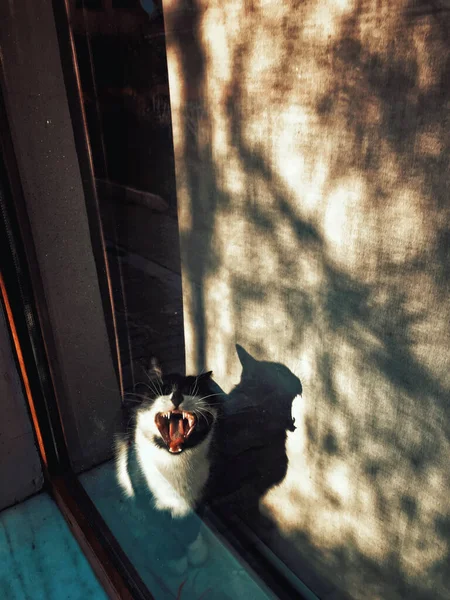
[182,412,187,420]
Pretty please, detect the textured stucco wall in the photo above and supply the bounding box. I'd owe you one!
[163,1,450,598]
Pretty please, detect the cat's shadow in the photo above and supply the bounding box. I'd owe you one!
[208,345,302,531]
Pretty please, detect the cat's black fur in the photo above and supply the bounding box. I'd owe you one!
[114,348,300,563]
[114,360,224,563]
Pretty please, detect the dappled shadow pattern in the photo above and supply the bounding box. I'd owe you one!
[163,1,450,598]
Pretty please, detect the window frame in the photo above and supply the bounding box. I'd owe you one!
[0,59,153,600]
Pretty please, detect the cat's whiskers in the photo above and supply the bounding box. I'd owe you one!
[122,393,145,404]
[193,407,211,425]
[125,414,136,432]
[117,361,221,520]
[142,376,160,397]
[196,392,226,403]
[155,380,163,397]
[195,404,215,418]
[191,375,200,398]
[145,370,164,397]
[156,376,164,397]
[192,367,208,397]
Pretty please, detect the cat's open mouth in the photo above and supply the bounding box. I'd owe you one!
[155,410,197,453]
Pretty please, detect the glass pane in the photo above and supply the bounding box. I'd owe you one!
[68,0,450,598]
[73,1,184,385]
[150,3,450,600]
[69,1,285,597]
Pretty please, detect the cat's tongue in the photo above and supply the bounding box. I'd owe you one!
[155,411,197,453]
[169,415,185,453]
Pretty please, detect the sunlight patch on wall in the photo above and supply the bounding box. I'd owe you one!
[204,273,235,390]
[322,175,368,267]
[416,129,444,158]
[326,461,352,501]
[302,157,331,219]
[164,41,185,146]
[246,34,286,84]
[164,29,193,240]
[163,0,450,596]
[201,9,231,88]
[220,154,248,196]
[176,182,193,235]
[181,279,199,373]
[242,294,297,347]
[304,0,356,41]
[210,122,228,163]
[272,105,310,191]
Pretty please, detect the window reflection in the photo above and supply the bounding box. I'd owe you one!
[70,2,282,598]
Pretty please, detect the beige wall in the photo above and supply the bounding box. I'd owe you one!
[163,1,450,598]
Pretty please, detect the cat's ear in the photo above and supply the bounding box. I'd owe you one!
[198,371,213,380]
[148,356,163,380]
[236,344,258,373]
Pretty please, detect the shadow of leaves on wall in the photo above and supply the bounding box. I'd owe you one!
[164,1,450,598]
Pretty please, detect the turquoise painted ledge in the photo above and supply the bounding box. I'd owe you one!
[0,492,107,600]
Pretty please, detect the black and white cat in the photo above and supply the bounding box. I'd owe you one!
[114,359,223,569]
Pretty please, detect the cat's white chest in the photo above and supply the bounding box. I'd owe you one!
[135,428,211,518]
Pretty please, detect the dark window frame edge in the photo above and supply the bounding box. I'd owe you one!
[0,72,153,600]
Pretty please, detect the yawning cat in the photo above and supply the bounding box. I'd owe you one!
[114,359,223,569]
